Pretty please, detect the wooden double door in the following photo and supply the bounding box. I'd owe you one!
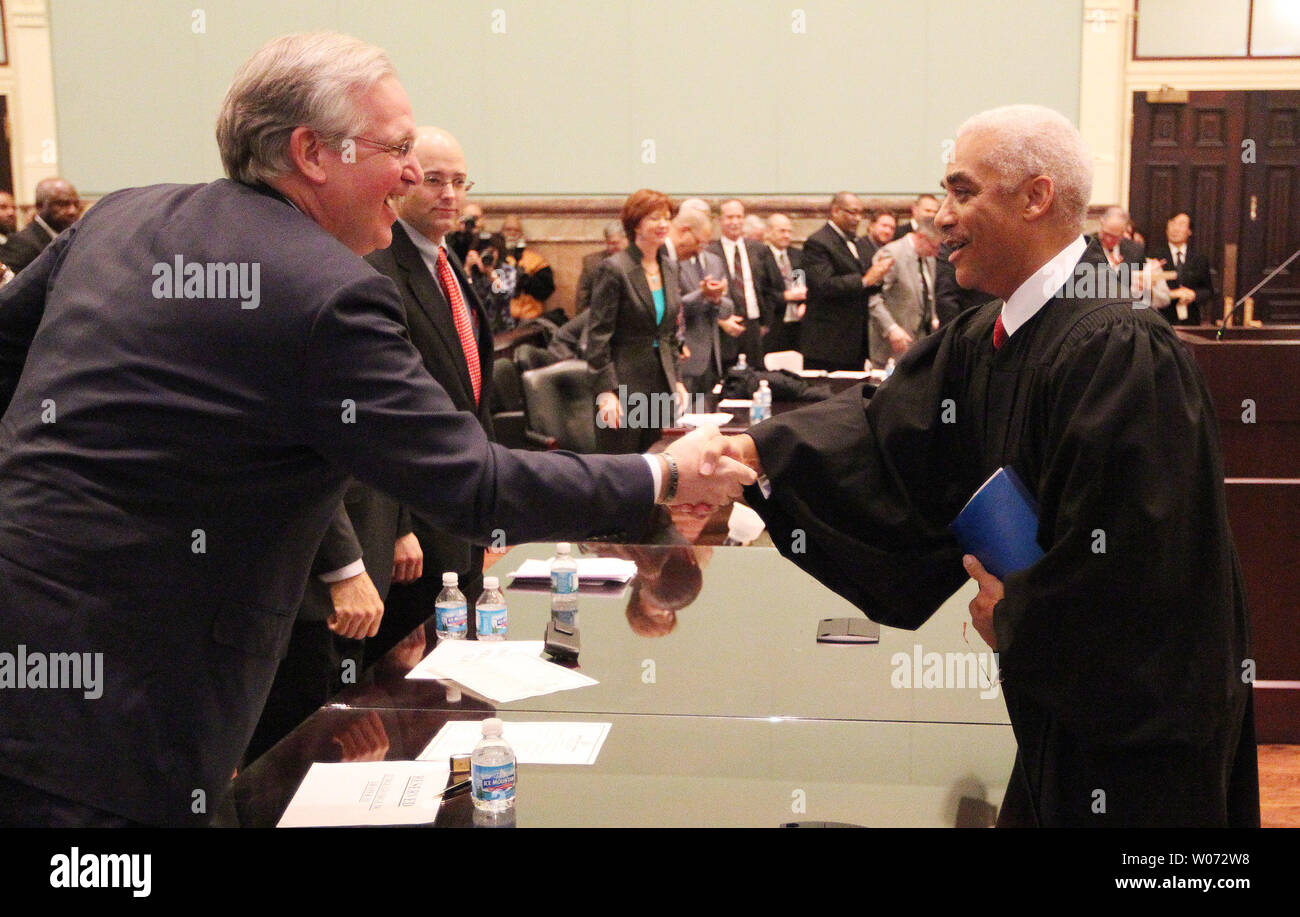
[1130,90,1300,323]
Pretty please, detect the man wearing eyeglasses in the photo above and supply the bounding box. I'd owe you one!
[361,126,497,663]
[800,192,894,371]
[0,33,752,826]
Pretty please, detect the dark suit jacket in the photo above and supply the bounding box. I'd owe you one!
[365,223,497,591]
[800,222,872,368]
[575,249,609,314]
[0,219,57,274]
[587,242,682,400]
[706,238,784,331]
[297,498,408,623]
[1148,241,1213,325]
[0,179,654,825]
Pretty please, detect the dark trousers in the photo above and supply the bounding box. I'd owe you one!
[376,567,484,662]
[0,772,147,827]
[721,318,762,370]
[763,318,802,355]
[243,619,361,766]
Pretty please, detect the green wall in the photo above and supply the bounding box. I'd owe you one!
[50,0,1083,196]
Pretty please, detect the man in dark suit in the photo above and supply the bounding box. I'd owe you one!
[1091,206,1146,277]
[707,199,784,369]
[364,126,498,663]
[891,194,939,241]
[800,192,894,371]
[1149,212,1214,325]
[0,33,751,826]
[763,213,806,356]
[667,207,732,397]
[575,222,627,314]
[0,178,81,274]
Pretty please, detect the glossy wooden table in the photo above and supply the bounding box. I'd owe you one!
[222,545,1014,827]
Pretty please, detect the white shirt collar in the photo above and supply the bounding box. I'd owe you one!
[664,237,677,261]
[827,220,851,242]
[1000,235,1089,338]
[399,217,444,259]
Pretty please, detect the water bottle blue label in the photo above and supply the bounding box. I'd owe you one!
[477,607,507,636]
[436,602,467,633]
[473,762,516,801]
[551,571,577,594]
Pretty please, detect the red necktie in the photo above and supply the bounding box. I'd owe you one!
[435,246,481,404]
[993,313,1008,350]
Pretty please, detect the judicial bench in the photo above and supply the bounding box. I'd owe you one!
[1178,326,1300,742]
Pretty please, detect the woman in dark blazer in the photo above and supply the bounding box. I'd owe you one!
[588,189,687,452]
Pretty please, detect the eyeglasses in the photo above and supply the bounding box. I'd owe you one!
[353,135,415,160]
[423,174,475,192]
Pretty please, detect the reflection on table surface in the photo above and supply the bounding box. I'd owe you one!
[335,544,1011,729]
[230,542,1015,827]
[219,707,1013,828]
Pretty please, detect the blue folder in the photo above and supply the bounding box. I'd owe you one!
[949,466,1044,580]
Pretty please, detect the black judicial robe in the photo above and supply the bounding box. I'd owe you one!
[746,244,1259,827]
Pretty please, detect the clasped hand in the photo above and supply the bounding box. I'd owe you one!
[659,425,758,515]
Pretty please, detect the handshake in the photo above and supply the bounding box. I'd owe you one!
[652,427,764,515]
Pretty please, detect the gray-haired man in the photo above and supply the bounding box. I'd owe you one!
[0,32,751,826]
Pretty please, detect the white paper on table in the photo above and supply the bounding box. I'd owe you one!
[508,557,637,584]
[277,760,450,827]
[418,720,612,766]
[827,370,871,379]
[405,639,545,680]
[717,398,753,408]
[676,412,734,427]
[796,369,828,378]
[405,639,598,703]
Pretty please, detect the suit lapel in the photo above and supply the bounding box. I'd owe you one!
[390,223,475,403]
[623,246,659,326]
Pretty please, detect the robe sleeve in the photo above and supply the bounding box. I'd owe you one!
[994,308,1246,747]
[745,328,974,629]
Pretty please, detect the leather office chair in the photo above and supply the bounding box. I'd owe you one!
[490,358,530,450]
[519,359,599,453]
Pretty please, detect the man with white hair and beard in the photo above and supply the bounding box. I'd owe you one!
[701,104,1258,827]
[0,32,751,826]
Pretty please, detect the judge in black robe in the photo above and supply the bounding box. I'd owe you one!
[738,240,1258,826]
[713,106,1258,826]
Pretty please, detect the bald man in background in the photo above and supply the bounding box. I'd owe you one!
[0,178,81,273]
[364,127,499,662]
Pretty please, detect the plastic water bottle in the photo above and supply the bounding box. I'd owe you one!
[735,353,748,371]
[475,576,508,641]
[884,358,897,379]
[471,718,516,814]
[550,543,579,627]
[434,572,468,641]
[749,379,771,424]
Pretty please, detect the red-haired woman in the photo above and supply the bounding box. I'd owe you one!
[588,189,688,452]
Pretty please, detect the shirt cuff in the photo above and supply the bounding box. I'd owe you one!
[641,453,663,502]
[318,558,365,583]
